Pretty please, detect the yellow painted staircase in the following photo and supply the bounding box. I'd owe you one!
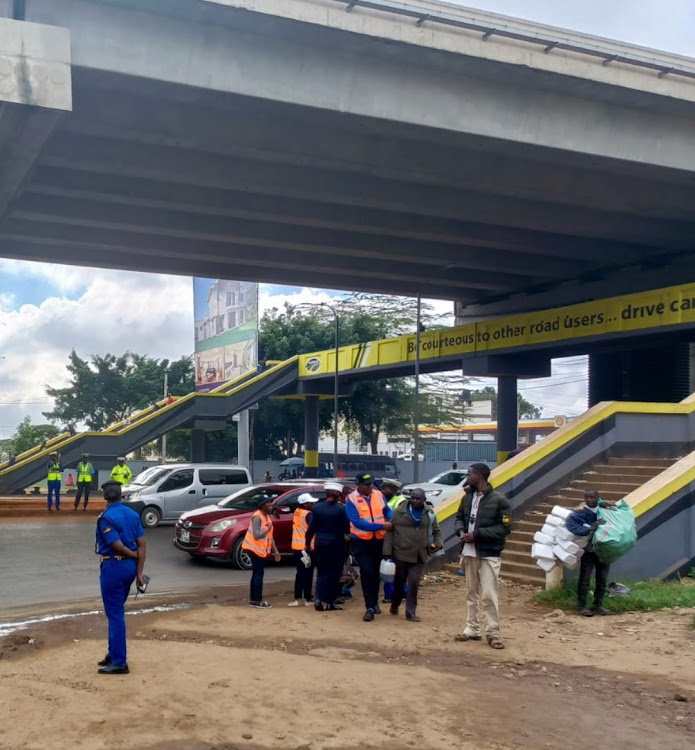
[500,456,677,586]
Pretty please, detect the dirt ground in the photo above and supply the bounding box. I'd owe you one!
[0,575,694,750]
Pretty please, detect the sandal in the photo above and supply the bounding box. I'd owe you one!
[454,633,482,642]
[486,634,505,649]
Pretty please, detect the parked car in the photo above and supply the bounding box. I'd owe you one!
[404,469,468,504]
[173,481,353,569]
[121,463,251,528]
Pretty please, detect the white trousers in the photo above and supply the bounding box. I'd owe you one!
[463,556,501,638]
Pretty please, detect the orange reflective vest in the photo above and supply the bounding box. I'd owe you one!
[241,510,274,558]
[291,508,315,551]
[347,490,386,541]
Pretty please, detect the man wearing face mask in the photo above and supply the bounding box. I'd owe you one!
[305,482,350,611]
[383,488,442,622]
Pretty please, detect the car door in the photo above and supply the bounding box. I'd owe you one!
[198,468,250,504]
[157,468,196,519]
[271,489,326,554]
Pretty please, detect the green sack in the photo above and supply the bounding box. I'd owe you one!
[593,500,637,564]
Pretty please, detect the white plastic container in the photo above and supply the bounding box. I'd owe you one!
[550,505,572,520]
[553,544,578,567]
[379,559,395,583]
[555,525,578,542]
[540,523,558,539]
[533,530,555,546]
[544,514,563,527]
[536,558,556,573]
[574,547,585,559]
[531,542,555,560]
[555,538,580,556]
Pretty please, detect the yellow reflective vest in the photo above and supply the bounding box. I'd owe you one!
[47,462,62,482]
[77,462,94,483]
[110,464,132,485]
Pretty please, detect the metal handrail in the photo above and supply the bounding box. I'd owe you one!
[331,0,695,82]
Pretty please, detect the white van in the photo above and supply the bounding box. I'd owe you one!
[121,463,251,528]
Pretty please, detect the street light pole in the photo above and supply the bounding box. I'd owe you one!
[413,293,422,483]
[162,370,168,462]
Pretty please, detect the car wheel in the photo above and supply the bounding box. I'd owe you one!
[231,537,252,570]
[140,506,162,528]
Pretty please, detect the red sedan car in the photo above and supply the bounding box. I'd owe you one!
[173,482,351,569]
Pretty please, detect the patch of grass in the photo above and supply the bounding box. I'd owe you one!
[535,579,695,613]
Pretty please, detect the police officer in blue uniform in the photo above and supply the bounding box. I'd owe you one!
[95,480,147,675]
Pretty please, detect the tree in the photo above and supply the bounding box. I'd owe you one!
[8,416,60,456]
[471,386,542,420]
[43,350,195,430]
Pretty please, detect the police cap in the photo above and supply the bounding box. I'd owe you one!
[355,473,374,485]
[381,478,403,491]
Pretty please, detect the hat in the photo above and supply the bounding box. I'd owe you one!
[355,473,374,484]
[81,452,90,458]
[325,481,343,493]
[381,478,403,491]
[256,494,273,509]
[117,456,125,461]
[49,451,57,457]
[298,492,319,505]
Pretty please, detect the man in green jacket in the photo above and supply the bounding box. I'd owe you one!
[383,488,443,622]
[453,463,512,649]
[74,452,96,511]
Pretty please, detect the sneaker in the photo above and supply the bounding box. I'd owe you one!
[578,608,594,617]
[314,600,325,611]
[592,607,612,616]
[382,597,392,604]
[288,600,300,607]
[363,608,375,622]
[249,601,272,609]
[406,613,421,623]
[304,600,313,607]
[389,604,399,616]
[326,604,343,611]
[373,605,382,615]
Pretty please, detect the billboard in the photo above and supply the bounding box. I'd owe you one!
[193,279,258,392]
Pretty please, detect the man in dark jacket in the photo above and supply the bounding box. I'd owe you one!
[453,463,512,649]
[383,488,443,622]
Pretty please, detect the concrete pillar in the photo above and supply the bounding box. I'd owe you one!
[497,376,518,465]
[237,410,250,468]
[191,429,205,462]
[303,396,320,478]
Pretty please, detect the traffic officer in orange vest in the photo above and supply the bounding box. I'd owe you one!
[289,492,319,607]
[241,495,281,609]
[345,473,394,621]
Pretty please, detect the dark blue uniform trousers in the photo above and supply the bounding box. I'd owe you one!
[100,558,137,666]
[313,543,344,605]
[47,480,61,509]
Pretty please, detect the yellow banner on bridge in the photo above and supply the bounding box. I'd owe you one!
[299,282,695,377]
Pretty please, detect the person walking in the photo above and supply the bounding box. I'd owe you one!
[305,481,350,611]
[46,452,63,511]
[110,457,133,485]
[241,496,281,608]
[289,492,319,607]
[263,471,272,483]
[95,480,147,674]
[567,488,616,617]
[345,473,394,622]
[74,453,96,511]
[454,463,512,649]
[384,488,442,622]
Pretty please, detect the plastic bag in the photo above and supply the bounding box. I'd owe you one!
[593,500,637,564]
[379,559,396,583]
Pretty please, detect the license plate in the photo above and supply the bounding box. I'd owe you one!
[179,530,190,543]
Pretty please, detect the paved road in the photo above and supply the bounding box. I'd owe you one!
[0,519,294,611]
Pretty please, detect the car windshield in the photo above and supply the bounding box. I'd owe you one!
[217,485,288,510]
[427,471,467,486]
[131,467,172,487]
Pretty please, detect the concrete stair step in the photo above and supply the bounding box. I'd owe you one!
[591,465,669,477]
[503,549,534,565]
[514,520,547,533]
[605,457,675,467]
[570,480,644,492]
[561,488,626,500]
[505,540,533,553]
[545,496,580,507]
[500,560,545,581]
[500,570,544,588]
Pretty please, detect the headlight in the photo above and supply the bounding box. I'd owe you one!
[427,490,442,497]
[207,518,237,532]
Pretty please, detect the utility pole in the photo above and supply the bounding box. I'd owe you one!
[161,371,168,462]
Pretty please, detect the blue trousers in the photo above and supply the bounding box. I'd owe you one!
[249,552,266,602]
[47,480,61,509]
[313,543,344,605]
[100,558,137,666]
[352,538,383,612]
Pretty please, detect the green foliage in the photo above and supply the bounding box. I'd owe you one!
[535,578,695,613]
[8,416,60,456]
[471,385,542,420]
[44,350,194,430]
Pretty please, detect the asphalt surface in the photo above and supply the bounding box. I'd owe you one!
[0,518,294,611]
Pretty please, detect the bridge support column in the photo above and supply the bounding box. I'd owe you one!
[191,429,205,462]
[303,396,320,478]
[497,376,518,465]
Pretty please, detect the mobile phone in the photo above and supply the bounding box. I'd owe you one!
[136,575,151,595]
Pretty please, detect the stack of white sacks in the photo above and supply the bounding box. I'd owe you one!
[530,505,589,574]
